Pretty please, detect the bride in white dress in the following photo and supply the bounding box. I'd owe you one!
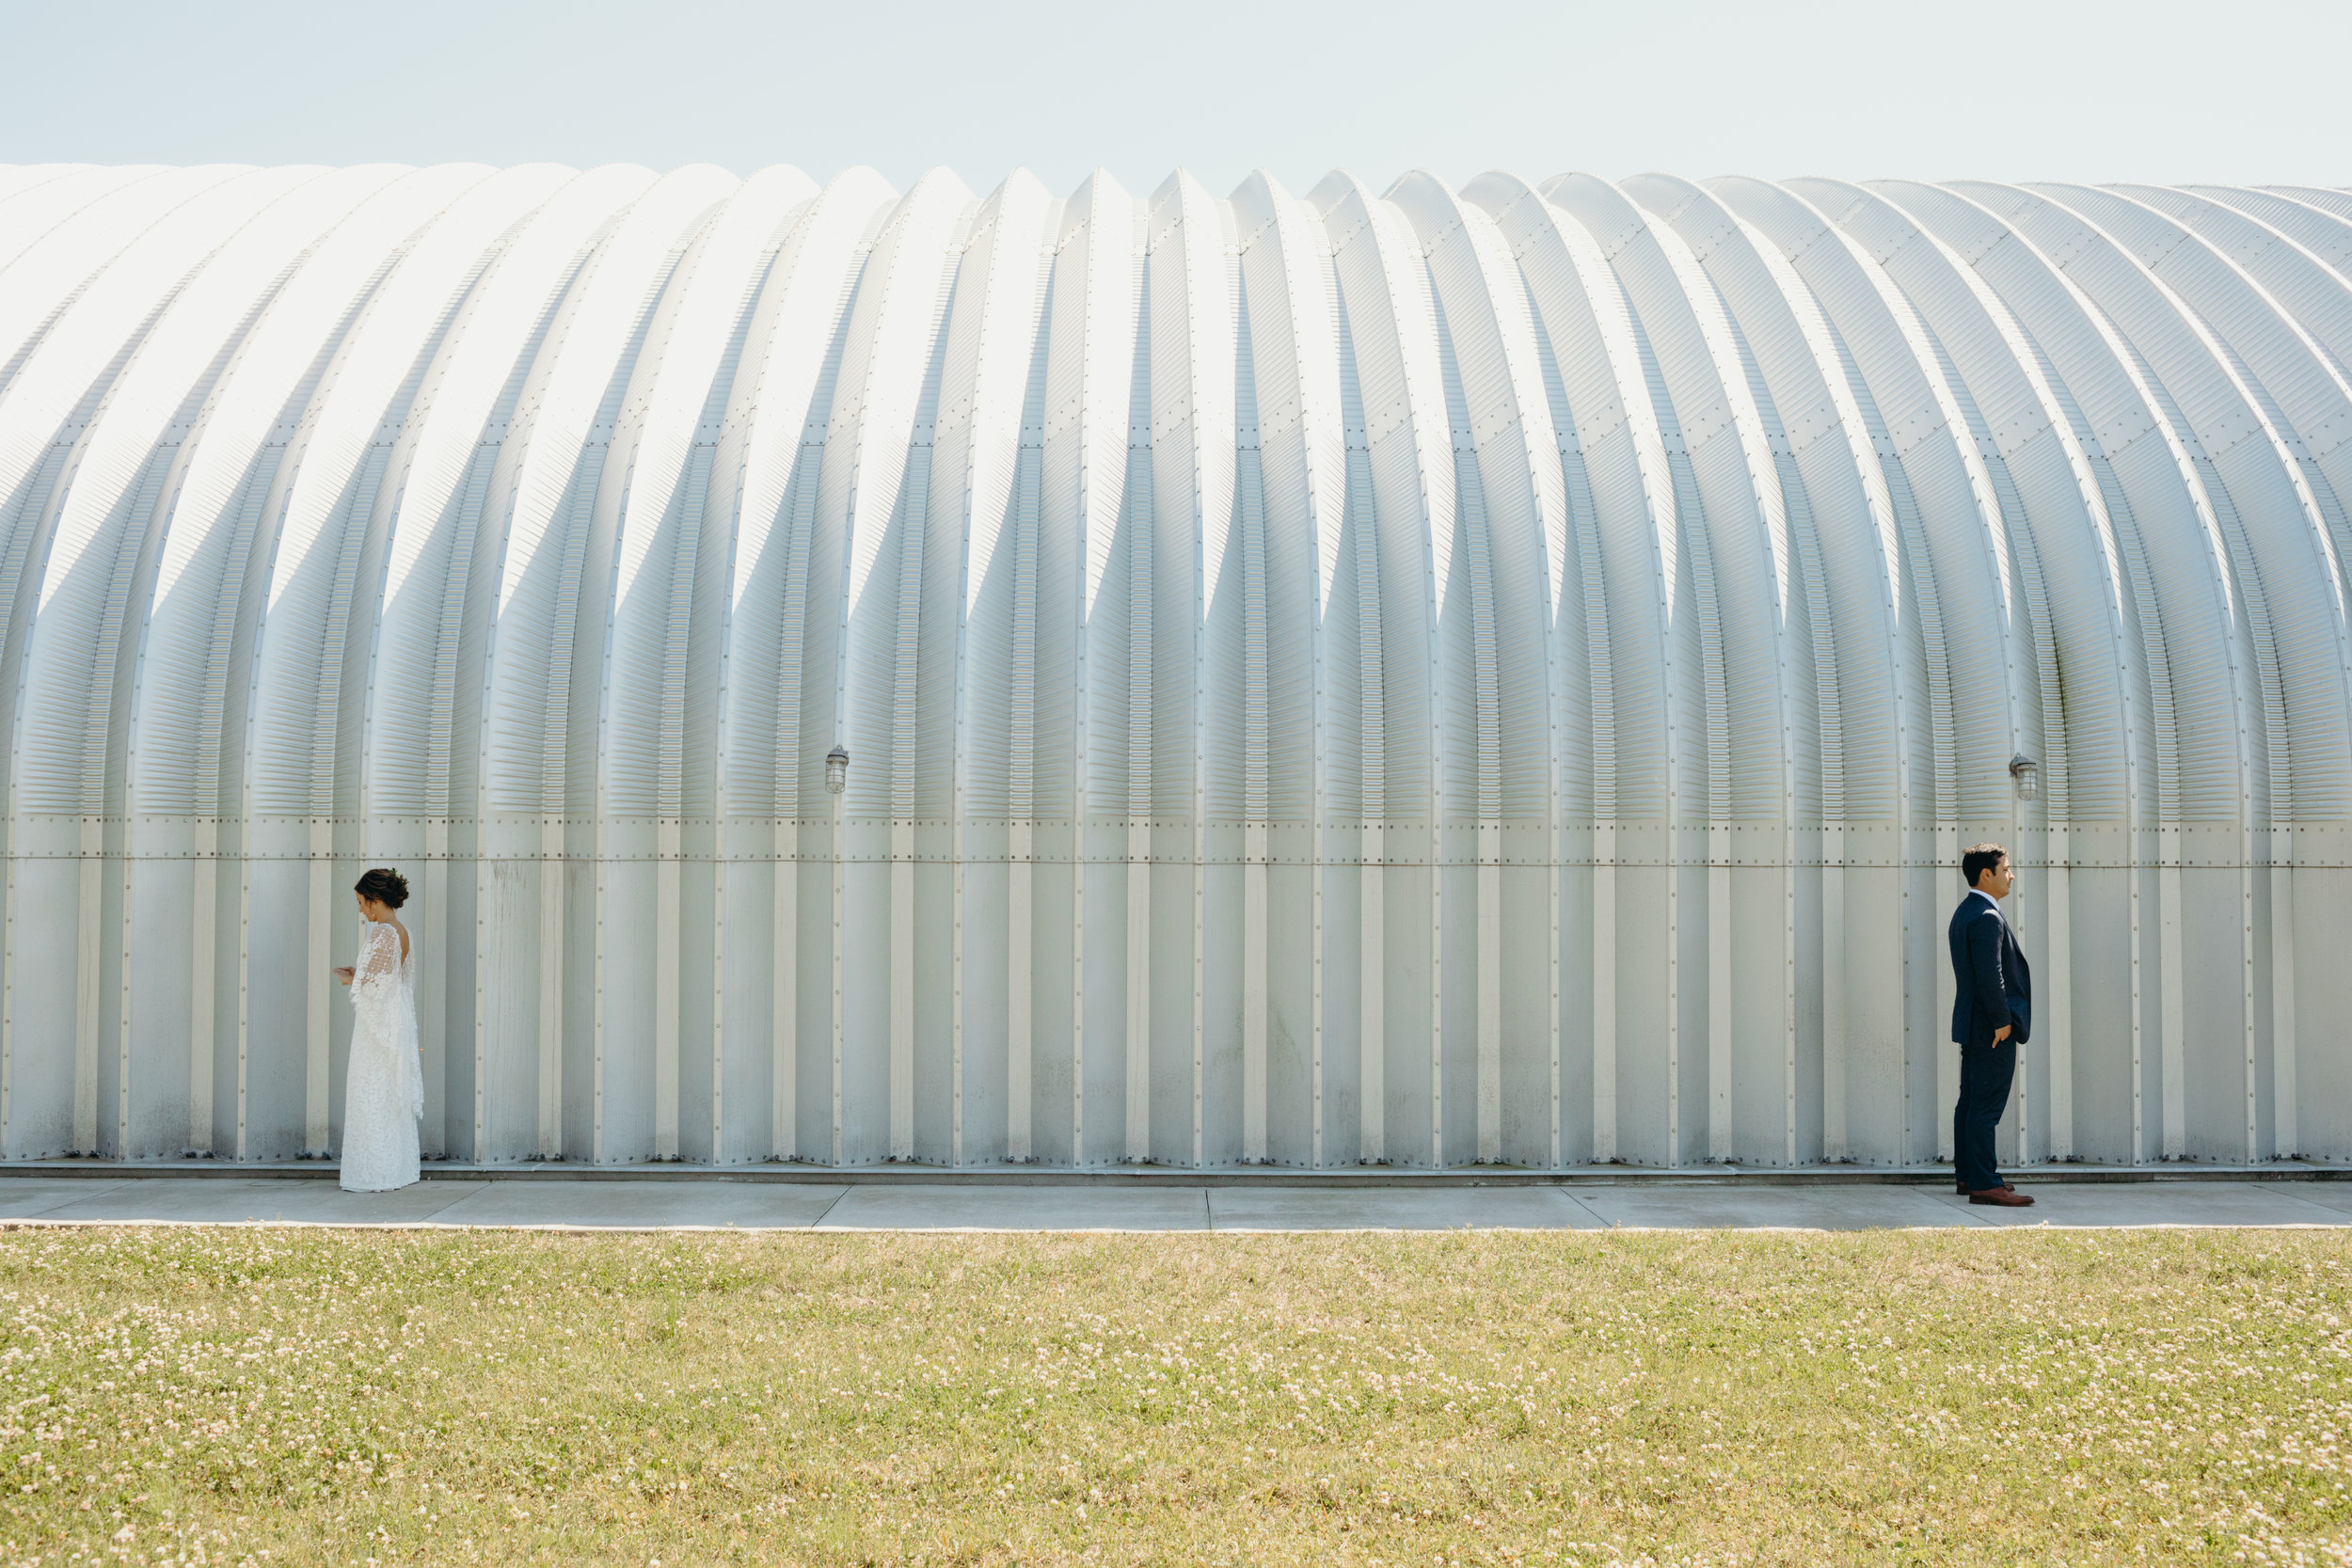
[331,867,423,1192]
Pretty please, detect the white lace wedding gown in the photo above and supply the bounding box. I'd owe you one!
[342,919,423,1192]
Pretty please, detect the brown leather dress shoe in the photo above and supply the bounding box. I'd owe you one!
[1958,1180,2016,1194]
[1968,1187,2035,1207]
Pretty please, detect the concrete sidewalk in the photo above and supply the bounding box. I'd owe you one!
[1,1176,2349,1230]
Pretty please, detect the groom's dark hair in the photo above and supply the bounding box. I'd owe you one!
[355,867,410,909]
[1960,844,2008,889]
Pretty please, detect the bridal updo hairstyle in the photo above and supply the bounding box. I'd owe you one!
[354,867,410,910]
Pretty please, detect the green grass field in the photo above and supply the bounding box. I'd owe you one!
[0,1222,2345,1565]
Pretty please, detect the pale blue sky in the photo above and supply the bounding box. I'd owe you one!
[2,0,2344,195]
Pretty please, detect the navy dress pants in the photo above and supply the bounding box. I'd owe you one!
[1954,1039,2017,1194]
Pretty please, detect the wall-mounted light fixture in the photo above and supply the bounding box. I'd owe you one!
[825,744,850,796]
[2010,752,2039,802]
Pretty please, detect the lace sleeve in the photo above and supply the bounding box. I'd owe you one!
[352,922,400,1006]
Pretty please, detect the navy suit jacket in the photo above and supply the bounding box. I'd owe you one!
[1948,892,2031,1049]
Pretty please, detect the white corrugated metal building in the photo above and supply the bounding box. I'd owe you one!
[1,162,2346,1170]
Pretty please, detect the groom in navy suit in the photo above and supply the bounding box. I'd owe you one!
[1949,844,2035,1207]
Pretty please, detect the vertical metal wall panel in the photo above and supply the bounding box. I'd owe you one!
[1631,178,1891,1166]
[1703,177,2013,1170]
[1232,172,1347,1165]
[4,164,2346,1170]
[8,166,330,1149]
[567,166,752,1164]
[703,166,896,1164]
[1790,178,2157,1164]
[1311,173,1454,1166]
[1,166,327,1160]
[919,171,1053,1166]
[1390,175,1565,1167]
[1464,173,1687,1166]
[379,165,667,1158]
[825,168,973,1166]
[1140,170,1232,1165]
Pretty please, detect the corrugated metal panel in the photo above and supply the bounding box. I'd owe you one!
[4,163,2349,1169]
